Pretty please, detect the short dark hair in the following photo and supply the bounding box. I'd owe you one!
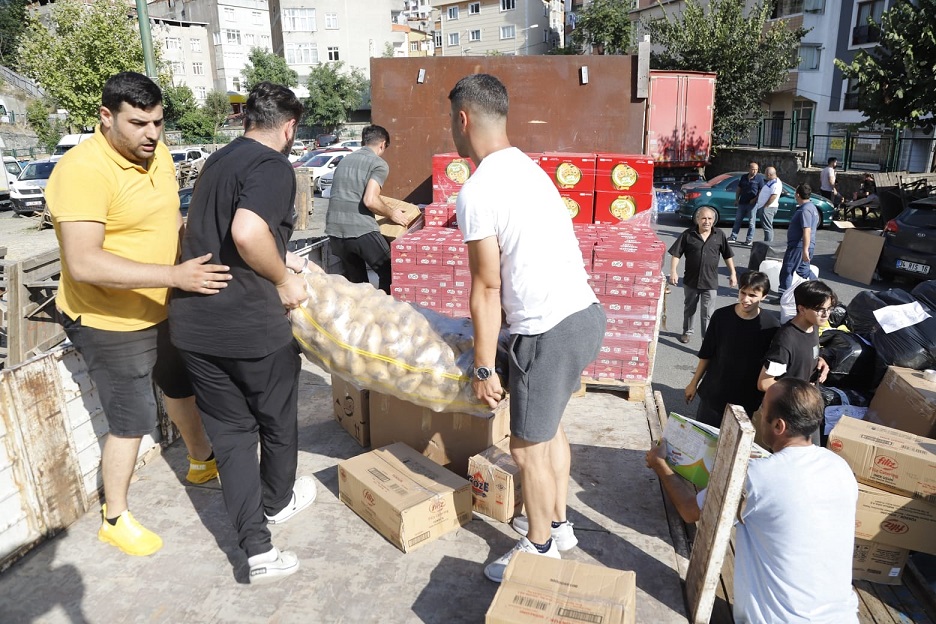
[796,183,812,198]
[828,157,837,165]
[362,125,390,147]
[766,378,823,439]
[739,270,770,294]
[102,72,162,113]
[793,280,837,309]
[244,81,303,132]
[748,161,759,167]
[448,73,509,118]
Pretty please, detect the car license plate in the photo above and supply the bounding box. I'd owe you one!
[26,201,42,206]
[896,259,931,275]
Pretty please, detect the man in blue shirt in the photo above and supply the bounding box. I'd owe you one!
[729,161,765,244]
[779,183,819,292]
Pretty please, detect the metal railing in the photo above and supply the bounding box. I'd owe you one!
[0,64,44,99]
[727,113,812,152]
[808,132,935,173]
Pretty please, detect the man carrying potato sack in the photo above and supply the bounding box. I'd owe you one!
[169,82,317,584]
[449,74,605,583]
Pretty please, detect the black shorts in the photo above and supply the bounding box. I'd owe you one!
[62,315,193,437]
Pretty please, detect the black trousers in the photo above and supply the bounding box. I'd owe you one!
[329,231,392,293]
[179,341,300,558]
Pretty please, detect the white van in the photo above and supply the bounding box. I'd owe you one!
[51,133,94,160]
[0,98,10,124]
[1,155,22,209]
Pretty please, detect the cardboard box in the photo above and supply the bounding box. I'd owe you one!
[855,484,936,555]
[663,413,770,489]
[369,391,510,477]
[558,190,595,224]
[337,442,472,553]
[486,553,636,624]
[468,438,522,522]
[833,229,885,285]
[852,538,909,585]
[377,196,423,240]
[827,416,936,503]
[866,365,936,438]
[331,376,370,447]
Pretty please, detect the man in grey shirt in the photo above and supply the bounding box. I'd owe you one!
[324,125,407,293]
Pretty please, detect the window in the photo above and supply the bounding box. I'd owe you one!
[165,37,181,50]
[192,62,204,75]
[245,33,256,45]
[448,6,459,19]
[410,41,419,51]
[852,0,884,45]
[804,0,825,12]
[224,29,241,45]
[223,7,235,21]
[469,29,481,41]
[190,38,201,52]
[286,42,319,64]
[251,11,262,25]
[771,0,803,17]
[194,87,206,100]
[212,31,221,45]
[469,2,480,14]
[500,25,516,39]
[327,46,340,61]
[170,61,184,75]
[843,78,860,109]
[232,77,241,91]
[501,0,516,10]
[260,34,271,50]
[798,44,821,71]
[284,8,316,32]
[434,33,443,48]
[448,32,460,46]
[325,12,338,29]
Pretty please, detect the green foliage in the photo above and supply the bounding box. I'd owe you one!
[241,47,299,92]
[382,42,395,58]
[0,0,28,68]
[163,84,198,128]
[304,62,368,133]
[202,90,231,132]
[176,109,215,142]
[26,99,67,152]
[17,0,148,131]
[644,0,806,144]
[835,0,936,131]
[572,0,634,55]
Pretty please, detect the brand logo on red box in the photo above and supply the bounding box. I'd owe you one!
[881,519,909,534]
[829,439,843,452]
[874,455,898,471]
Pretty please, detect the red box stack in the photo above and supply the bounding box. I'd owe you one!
[391,228,471,318]
[540,153,596,224]
[593,154,654,225]
[432,153,476,205]
[424,202,457,228]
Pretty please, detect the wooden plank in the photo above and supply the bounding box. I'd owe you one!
[856,581,898,623]
[904,559,936,623]
[877,581,935,624]
[19,249,60,272]
[582,377,650,402]
[685,404,754,624]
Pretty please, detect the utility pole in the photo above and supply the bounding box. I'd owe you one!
[135,0,158,80]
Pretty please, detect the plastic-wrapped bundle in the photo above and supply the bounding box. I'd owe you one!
[827,304,848,329]
[911,280,936,310]
[845,290,888,337]
[819,329,877,389]
[289,271,504,416]
[815,384,872,409]
[870,289,936,371]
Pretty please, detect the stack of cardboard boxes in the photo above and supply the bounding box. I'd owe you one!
[826,366,936,584]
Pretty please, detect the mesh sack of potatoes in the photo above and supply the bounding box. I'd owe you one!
[290,271,506,416]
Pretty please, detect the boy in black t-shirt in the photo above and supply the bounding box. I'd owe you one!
[685,271,779,427]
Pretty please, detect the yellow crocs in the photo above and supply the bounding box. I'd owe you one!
[98,505,163,556]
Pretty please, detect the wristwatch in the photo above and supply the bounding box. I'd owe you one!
[474,366,494,381]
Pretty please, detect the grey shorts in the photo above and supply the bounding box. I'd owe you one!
[508,303,605,443]
[62,316,193,437]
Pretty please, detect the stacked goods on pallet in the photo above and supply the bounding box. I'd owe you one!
[432,153,475,205]
[594,154,655,224]
[539,152,597,224]
[390,227,471,318]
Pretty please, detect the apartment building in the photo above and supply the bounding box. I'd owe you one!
[152,17,215,103]
[148,0,273,94]
[431,0,557,56]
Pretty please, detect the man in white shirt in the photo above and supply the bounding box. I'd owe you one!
[449,73,605,583]
[645,378,859,624]
[753,166,782,243]
[819,157,839,206]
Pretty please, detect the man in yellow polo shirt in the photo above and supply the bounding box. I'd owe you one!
[46,72,232,557]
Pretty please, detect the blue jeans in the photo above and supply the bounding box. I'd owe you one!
[758,205,778,242]
[779,245,814,291]
[731,203,756,241]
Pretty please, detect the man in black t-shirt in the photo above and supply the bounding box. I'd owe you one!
[685,271,779,427]
[169,83,315,584]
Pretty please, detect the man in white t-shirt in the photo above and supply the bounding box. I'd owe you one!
[645,378,859,624]
[448,74,605,583]
[819,157,839,207]
[753,166,782,243]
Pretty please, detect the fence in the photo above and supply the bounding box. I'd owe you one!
[0,249,65,371]
[810,133,936,173]
[727,114,812,152]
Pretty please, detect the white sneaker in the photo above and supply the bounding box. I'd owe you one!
[265,476,317,525]
[248,548,299,584]
[511,516,578,551]
[485,536,559,583]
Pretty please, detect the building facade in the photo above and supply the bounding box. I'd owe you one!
[431,0,558,56]
[152,17,215,103]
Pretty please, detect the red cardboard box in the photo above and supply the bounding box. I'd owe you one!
[539,153,596,192]
[595,154,654,194]
[559,190,595,224]
[594,191,654,224]
[432,153,476,192]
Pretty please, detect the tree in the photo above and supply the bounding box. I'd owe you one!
[176,109,215,142]
[203,89,231,133]
[304,62,368,132]
[0,0,27,68]
[644,0,806,144]
[18,0,148,131]
[572,0,635,55]
[26,99,68,152]
[241,47,298,92]
[163,84,198,128]
[836,0,936,131]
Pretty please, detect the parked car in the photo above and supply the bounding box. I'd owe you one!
[1,156,22,209]
[171,147,210,169]
[315,134,339,148]
[334,140,362,151]
[292,147,349,169]
[677,172,835,228]
[319,168,335,198]
[179,186,194,218]
[288,141,308,163]
[11,159,56,215]
[877,197,936,281]
[50,133,93,161]
[301,151,350,192]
